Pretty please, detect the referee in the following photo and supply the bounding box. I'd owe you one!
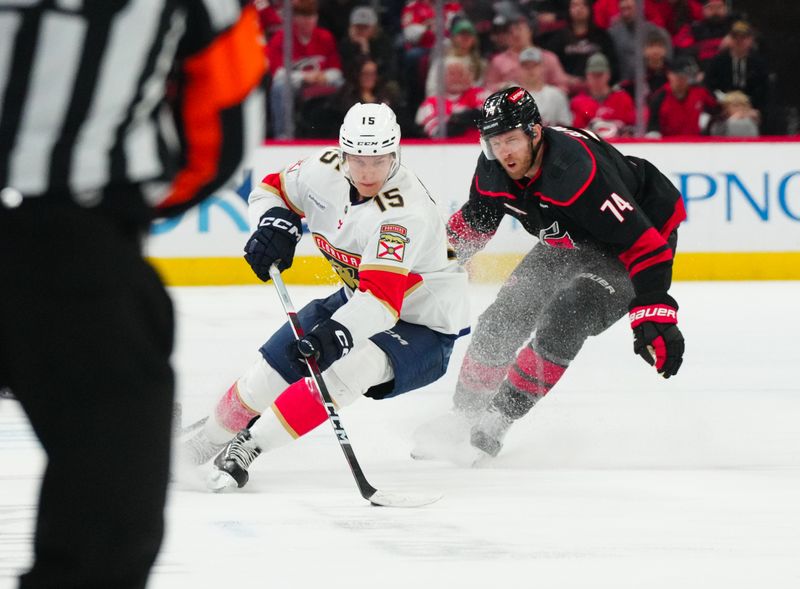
[0,2,265,587]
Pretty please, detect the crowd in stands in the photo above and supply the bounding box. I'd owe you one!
[253,0,778,139]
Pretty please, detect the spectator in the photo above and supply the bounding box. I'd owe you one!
[709,90,760,137]
[402,0,463,50]
[570,53,635,137]
[326,56,411,135]
[415,56,487,138]
[620,31,670,101]
[338,5,396,83]
[656,0,704,49]
[592,0,666,30]
[704,20,770,113]
[318,0,363,41]
[689,0,737,69]
[401,0,464,109]
[268,0,344,138]
[486,12,514,57]
[540,0,618,92]
[609,0,673,83]
[484,11,569,92]
[458,0,501,56]
[254,0,283,41]
[426,18,486,97]
[517,46,573,125]
[524,0,572,34]
[647,55,718,136]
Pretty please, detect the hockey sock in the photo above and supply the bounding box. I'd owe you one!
[248,378,328,452]
[495,346,568,419]
[454,354,511,414]
[210,381,260,441]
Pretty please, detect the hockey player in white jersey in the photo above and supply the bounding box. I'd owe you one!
[181,103,470,491]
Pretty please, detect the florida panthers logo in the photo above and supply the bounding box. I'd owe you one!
[539,221,577,249]
[376,224,410,262]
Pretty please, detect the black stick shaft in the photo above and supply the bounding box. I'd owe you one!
[268,265,378,502]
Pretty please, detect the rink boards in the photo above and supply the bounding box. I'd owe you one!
[145,139,800,285]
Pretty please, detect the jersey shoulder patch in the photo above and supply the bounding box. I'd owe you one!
[376,223,410,262]
[536,127,597,206]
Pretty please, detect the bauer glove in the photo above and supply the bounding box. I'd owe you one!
[289,319,354,375]
[244,207,302,281]
[628,293,684,378]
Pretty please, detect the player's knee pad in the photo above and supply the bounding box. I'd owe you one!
[236,356,292,412]
[323,339,393,408]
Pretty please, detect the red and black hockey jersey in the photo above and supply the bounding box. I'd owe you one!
[448,126,686,297]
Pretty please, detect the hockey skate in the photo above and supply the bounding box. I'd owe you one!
[469,406,514,459]
[207,428,262,492]
[469,381,540,461]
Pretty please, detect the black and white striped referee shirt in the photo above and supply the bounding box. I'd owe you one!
[0,0,265,216]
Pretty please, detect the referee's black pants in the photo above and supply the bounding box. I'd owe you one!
[0,199,174,589]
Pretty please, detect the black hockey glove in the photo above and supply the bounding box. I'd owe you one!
[244,207,302,281]
[628,293,684,379]
[289,319,354,375]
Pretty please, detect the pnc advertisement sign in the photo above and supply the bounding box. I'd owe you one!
[144,141,800,261]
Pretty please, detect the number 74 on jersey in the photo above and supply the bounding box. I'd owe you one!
[600,192,634,222]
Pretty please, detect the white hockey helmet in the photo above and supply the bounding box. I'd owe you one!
[339,103,401,181]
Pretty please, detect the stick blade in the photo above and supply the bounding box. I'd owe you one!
[367,490,443,508]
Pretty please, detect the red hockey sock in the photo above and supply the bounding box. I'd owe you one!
[507,346,567,396]
[459,354,510,392]
[272,378,328,439]
[214,382,259,433]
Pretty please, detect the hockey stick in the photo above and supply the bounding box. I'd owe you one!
[268,264,441,508]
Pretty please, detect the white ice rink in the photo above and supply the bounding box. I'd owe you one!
[2,281,799,588]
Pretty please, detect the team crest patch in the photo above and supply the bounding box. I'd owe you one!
[539,221,577,249]
[377,224,409,261]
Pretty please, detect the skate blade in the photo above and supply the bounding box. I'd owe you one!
[206,469,239,493]
[368,490,443,508]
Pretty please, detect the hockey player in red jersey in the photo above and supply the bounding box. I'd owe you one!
[179,103,469,491]
[413,86,686,461]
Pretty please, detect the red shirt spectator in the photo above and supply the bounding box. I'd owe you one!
[570,53,635,138]
[401,0,463,49]
[653,0,704,44]
[267,25,342,81]
[254,0,282,43]
[268,0,343,138]
[593,0,666,29]
[415,57,487,138]
[648,56,718,136]
[687,0,737,67]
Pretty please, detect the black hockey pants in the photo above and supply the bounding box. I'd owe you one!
[466,242,641,369]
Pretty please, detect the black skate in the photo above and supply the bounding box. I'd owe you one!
[207,429,262,492]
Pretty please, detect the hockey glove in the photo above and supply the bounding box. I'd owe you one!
[244,207,302,281]
[628,293,684,378]
[289,319,354,375]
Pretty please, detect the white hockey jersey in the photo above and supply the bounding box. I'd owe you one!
[249,147,470,344]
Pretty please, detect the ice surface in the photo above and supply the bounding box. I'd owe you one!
[2,282,799,588]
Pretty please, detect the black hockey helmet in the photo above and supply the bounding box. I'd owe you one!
[477,86,542,139]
